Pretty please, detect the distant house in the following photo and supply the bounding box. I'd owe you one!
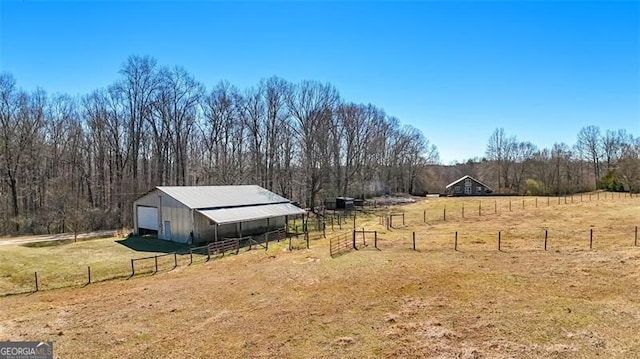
[133,185,305,244]
[445,175,493,196]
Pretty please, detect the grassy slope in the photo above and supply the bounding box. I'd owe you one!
[0,236,195,294]
[0,194,638,358]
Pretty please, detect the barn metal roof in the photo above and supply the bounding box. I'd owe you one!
[156,185,290,209]
[197,203,305,225]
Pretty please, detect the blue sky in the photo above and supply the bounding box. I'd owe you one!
[1,0,639,164]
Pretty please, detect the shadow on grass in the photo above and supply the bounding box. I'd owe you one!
[116,236,191,254]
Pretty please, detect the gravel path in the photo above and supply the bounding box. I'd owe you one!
[0,230,117,246]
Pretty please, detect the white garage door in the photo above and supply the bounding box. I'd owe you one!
[137,206,158,230]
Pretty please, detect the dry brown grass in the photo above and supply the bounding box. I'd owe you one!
[0,194,638,358]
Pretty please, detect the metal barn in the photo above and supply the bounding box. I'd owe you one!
[133,185,305,244]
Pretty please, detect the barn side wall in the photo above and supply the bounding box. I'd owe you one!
[158,194,193,243]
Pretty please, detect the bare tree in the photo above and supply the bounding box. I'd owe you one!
[286,80,340,208]
[576,125,602,189]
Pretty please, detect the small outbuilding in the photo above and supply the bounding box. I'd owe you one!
[133,185,306,244]
[324,196,355,210]
[336,197,354,210]
[445,175,493,196]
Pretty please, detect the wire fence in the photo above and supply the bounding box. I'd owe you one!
[0,228,297,296]
[346,225,640,254]
[2,193,636,295]
[417,192,638,224]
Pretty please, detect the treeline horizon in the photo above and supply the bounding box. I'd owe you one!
[0,55,439,235]
[425,127,639,196]
[1,55,638,236]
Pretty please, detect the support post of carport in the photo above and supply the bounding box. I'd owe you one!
[284,216,288,242]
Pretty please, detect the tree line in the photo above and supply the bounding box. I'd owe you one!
[430,127,639,196]
[0,55,438,235]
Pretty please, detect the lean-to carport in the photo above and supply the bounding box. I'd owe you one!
[197,203,306,242]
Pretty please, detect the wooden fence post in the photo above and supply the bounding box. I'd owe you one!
[402,213,405,225]
[131,259,135,276]
[462,203,465,218]
[87,266,91,285]
[34,271,39,292]
[423,210,426,223]
[352,230,356,250]
[412,231,416,251]
[174,252,178,268]
[535,197,538,208]
[498,231,502,251]
[374,231,378,250]
[479,202,481,216]
[590,229,593,249]
[635,226,638,246]
[544,229,548,251]
[509,200,512,211]
[306,232,310,249]
[454,231,458,251]
[444,206,447,221]
[154,255,158,273]
[522,198,525,209]
[547,197,549,206]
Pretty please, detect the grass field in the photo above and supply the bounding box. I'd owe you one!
[0,193,638,358]
[0,236,196,295]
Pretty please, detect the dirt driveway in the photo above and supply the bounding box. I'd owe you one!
[0,230,117,246]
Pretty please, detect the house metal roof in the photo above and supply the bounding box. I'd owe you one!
[197,203,305,225]
[445,175,493,190]
[156,185,289,209]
